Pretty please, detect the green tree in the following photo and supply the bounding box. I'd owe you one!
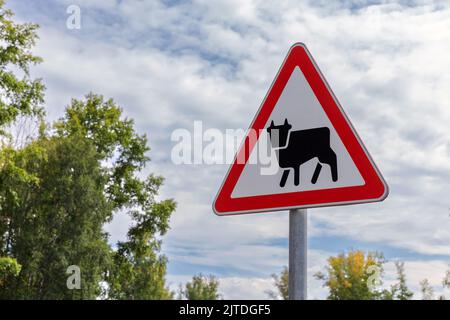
[0,134,112,299]
[0,2,176,300]
[443,269,450,290]
[179,274,222,300]
[0,0,45,272]
[0,94,176,299]
[390,262,413,300]
[0,256,21,288]
[440,269,450,300]
[420,279,434,300]
[314,250,389,300]
[56,94,176,299]
[0,0,44,129]
[106,172,175,299]
[268,266,288,300]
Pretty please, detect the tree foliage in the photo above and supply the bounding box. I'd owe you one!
[0,0,44,129]
[420,279,434,300]
[0,2,176,300]
[0,134,112,299]
[0,256,21,288]
[389,262,413,300]
[314,250,390,300]
[179,274,222,300]
[268,266,288,300]
[0,93,176,299]
[443,269,450,289]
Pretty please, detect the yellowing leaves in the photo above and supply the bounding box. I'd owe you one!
[315,249,386,300]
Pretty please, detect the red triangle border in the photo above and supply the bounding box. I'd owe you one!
[214,43,388,215]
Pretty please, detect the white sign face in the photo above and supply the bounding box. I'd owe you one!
[231,66,365,198]
[213,43,388,215]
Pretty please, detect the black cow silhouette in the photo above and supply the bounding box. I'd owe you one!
[266,119,338,187]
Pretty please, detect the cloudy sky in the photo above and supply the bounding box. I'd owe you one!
[9,0,450,299]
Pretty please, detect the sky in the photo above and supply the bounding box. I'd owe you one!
[8,0,450,299]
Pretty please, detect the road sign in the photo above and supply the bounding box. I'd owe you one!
[213,43,388,215]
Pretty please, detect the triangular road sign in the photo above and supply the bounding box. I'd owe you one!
[213,43,388,215]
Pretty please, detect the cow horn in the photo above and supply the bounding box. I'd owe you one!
[284,118,289,125]
[270,120,274,127]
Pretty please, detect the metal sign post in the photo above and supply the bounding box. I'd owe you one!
[289,208,307,300]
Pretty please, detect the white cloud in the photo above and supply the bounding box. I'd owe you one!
[203,276,275,300]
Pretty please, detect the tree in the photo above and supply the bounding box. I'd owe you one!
[0,94,176,299]
[418,269,450,300]
[0,134,112,299]
[0,1,176,300]
[439,269,450,300]
[268,266,288,300]
[420,279,434,300]
[179,274,222,300]
[0,1,45,279]
[390,262,413,300]
[0,0,44,129]
[106,172,175,299]
[314,250,389,300]
[443,269,450,289]
[56,94,176,299]
[0,256,21,288]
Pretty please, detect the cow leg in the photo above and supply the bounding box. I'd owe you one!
[294,166,300,186]
[319,150,338,182]
[329,151,338,182]
[279,169,290,188]
[311,163,323,184]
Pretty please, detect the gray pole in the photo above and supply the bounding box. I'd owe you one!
[289,208,307,300]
